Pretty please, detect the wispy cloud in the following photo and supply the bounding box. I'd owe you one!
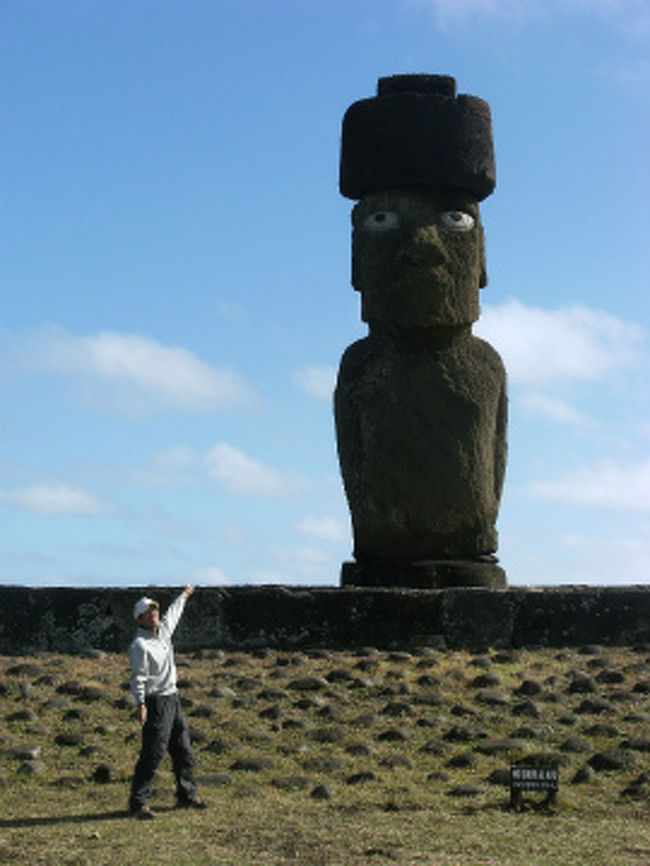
[0,482,111,516]
[276,545,338,584]
[297,515,349,544]
[418,0,650,36]
[20,326,257,413]
[530,458,650,510]
[561,532,650,585]
[191,565,228,585]
[293,365,337,400]
[205,442,306,498]
[519,392,593,426]
[476,300,643,385]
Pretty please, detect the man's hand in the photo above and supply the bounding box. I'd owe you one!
[137,704,147,727]
[183,584,194,598]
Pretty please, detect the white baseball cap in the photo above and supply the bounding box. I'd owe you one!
[133,596,159,620]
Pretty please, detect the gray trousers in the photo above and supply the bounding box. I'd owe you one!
[129,692,197,810]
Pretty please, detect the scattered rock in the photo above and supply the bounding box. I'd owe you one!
[620,738,650,752]
[311,783,334,800]
[6,745,41,760]
[511,725,554,741]
[447,784,481,797]
[446,751,478,768]
[18,760,46,776]
[420,740,451,756]
[5,663,44,678]
[347,771,376,785]
[476,689,512,707]
[596,669,625,684]
[588,749,638,772]
[576,698,611,715]
[190,704,217,719]
[91,764,114,783]
[515,680,544,697]
[511,700,542,718]
[205,737,236,754]
[426,771,451,783]
[450,703,479,718]
[578,645,603,656]
[443,725,486,743]
[6,709,39,723]
[196,772,231,787]
[583,723,620,737]
[381,701,413,717]
[209,686,237,699]
[271,775,311,791]
[560,736,593,753]
[486,768,511,786]
[229,757,274,772]
[55,732,84,747]
[346,742,376,757]
[288,677,329,692]
[380,754,412,769]
[310,726,346,744]
[471,673,502,688]
[568,676,598,694]
[475,738,526,756]
[571,765,596,785]
[377,727,414,743]
[303,757,346,775]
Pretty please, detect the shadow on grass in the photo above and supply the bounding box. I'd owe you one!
[0,807,176,829]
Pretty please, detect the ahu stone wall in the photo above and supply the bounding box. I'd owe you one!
[0,585,649,655]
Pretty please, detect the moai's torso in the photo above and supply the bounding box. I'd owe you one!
[336,329,506,561]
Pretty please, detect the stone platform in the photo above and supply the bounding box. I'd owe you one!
[0,585,648,655]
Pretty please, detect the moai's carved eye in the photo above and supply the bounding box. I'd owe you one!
[439,211,475,232]
[363,211,400,231]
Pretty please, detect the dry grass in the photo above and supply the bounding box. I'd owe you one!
[1,645,649,865]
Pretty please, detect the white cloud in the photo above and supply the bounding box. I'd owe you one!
[0,482,111,516]
[153,446,197,471]
[519,392,592,426]
[293,365,337,400]
[241,570,286,585]
[205,442,304,498]
[560,532,650,585]
[419,0,650,35]
[22,326,257,413]
[476,300,643,385]
[192,565,228,585]
[297,515,349,544]
[278,545,338,584]
[530,459,650,510]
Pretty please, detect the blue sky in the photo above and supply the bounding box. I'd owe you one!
[2,0,649,588]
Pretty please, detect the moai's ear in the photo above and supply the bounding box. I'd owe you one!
[479,222,488,289]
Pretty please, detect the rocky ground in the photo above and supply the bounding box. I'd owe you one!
[1,642,649,811]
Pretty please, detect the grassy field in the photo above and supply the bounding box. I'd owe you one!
[1,644,648,865]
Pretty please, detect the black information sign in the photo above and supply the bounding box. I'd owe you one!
[509,763,559,809]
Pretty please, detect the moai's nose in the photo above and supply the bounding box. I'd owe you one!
[398,224,447,268]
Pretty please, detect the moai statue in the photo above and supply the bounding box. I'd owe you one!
[335,74,507,588]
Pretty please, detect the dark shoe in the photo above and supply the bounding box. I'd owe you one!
[176,799,207,810]
[131,805,156,820]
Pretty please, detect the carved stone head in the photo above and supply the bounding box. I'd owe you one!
[340,74,495,329]
[352,189,486,327]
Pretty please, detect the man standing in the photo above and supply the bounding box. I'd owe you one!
[128,584,206,819]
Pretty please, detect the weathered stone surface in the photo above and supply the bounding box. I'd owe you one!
[335,74,506,587]
[335,330,507,570]
[588,749,638,772]
[340,76,495,201]
[0,585,648,653]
